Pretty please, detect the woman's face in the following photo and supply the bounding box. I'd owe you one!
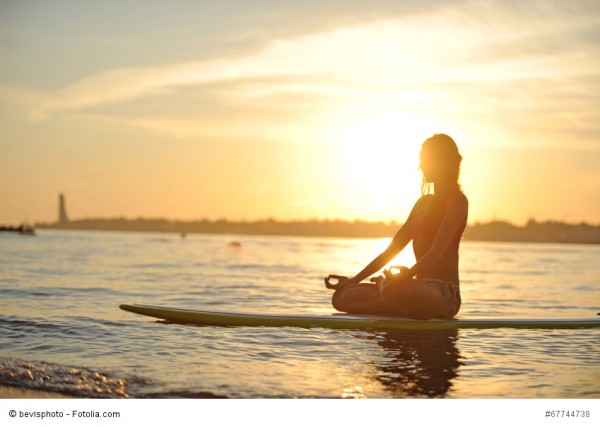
[420,148,442,183]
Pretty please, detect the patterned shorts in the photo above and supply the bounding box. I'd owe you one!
[421,279,462,318]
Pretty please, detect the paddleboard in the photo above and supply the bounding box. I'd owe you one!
[119,304,600,330]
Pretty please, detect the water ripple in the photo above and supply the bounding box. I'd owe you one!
[1,231,599,398]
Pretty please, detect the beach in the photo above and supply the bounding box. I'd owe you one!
[0,385,69,399]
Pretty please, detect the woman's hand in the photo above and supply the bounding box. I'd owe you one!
[324,275,358,290]
[377,266,410,298]
[385,266,409,277]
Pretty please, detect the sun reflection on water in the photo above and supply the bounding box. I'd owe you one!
[341,385,366,399]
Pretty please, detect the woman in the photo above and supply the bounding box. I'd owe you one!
[326,133,468,319]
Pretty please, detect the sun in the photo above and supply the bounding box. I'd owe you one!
[331,113,431,220]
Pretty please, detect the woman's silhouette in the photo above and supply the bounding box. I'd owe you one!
[326,134,468,319]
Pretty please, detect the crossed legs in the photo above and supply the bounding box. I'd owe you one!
[331,278,453,320]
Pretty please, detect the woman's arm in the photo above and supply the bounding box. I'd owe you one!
[336,198,423,286]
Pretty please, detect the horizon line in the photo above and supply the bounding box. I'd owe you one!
[31,215,600,228]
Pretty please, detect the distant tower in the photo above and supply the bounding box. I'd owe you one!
[58,193,69,224]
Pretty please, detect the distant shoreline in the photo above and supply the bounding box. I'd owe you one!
[34,218,600,244]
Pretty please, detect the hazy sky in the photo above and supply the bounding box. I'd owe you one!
[1,0,599,225]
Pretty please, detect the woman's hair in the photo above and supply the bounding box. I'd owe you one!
[420,133,462,195]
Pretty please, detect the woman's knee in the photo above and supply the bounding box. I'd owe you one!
[331,290,346,312]
[331,287,368,312]
[379,280,409,303]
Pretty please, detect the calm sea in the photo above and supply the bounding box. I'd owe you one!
[0,229,598,398]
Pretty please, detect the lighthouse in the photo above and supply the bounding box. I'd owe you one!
[58,193,69,224]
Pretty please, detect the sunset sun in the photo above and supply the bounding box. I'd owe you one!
[331,113,431,218]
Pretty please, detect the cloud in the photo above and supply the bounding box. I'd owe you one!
[4,1,598,147]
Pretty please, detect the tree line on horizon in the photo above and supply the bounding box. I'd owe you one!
[34,217,600,244]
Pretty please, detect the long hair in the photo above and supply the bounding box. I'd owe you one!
[420,134,462,195]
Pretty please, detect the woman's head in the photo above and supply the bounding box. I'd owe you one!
[419,133,462,194]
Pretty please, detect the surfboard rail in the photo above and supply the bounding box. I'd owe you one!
[119,304,600,330]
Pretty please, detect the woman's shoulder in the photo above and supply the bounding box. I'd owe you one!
[415,194,435,205]
[450,190,468,205]
[411,195,434,213]
[412,191,468,215]
[446,190,469,216]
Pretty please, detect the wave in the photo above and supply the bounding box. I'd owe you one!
[0,359,228,399]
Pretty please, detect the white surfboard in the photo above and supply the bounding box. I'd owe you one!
[120,304,600,330]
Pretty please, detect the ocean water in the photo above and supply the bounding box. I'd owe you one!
[0,229,598,398]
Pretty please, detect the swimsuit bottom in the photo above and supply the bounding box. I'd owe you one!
[421,278,461,318]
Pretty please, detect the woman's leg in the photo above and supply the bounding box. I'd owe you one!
[380,279,452,319]
[332,283,396,315]
[331,277,455,319]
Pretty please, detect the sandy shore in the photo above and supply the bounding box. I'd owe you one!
[0,385,70,399]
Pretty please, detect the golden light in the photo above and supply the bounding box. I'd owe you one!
[330,112,432,220]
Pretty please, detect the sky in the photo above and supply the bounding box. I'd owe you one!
[1,0,599,225]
